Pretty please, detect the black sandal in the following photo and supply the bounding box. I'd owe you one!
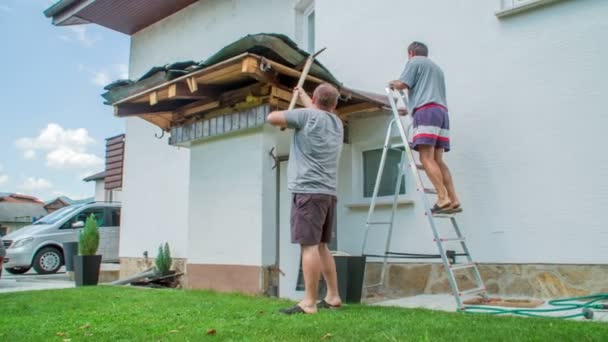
[279,305,306,315]
[317,299,341,309]
[431,202,451,214]
[446,204,463,214]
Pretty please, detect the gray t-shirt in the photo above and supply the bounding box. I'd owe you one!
[284,108,343,196]
[399,56,448,112]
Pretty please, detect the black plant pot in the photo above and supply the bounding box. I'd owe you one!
[73,255,102,286]
[62,242,78,272]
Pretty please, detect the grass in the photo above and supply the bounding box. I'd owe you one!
[1,287,606,341]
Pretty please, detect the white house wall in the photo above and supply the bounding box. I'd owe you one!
[120,119,191,259]
[187,131,265,265]
[320,0,608,264]
[123,0,299,262]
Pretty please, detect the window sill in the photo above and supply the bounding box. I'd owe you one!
[345,199,415,210]
[495,0,565,18]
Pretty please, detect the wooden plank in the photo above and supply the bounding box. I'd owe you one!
[242,57,280,85]
[271,86,304,107]
[186,77,198,92]
[195,63,242,84]
[336,102,382,117]
[149,91,158,106]
[105,161,123,170]
[266,59,326,85]
[105,168,123,177]
[106,135,125,146]
[105,181,122,190]
[106,155,123,164]
[105,174,122,183]
[113,53,250,105]
[167,82,222,100]
[106,142,124,152]
[115,101,184,117]
[106,149,123,158]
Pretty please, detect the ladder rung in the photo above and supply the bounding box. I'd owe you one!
[432,213,456,218]
[459,287,486,297]
[435,237,465,242]
[390,143,405,149]
[423,188,437,194]
[367,221,392,225]
[415,164,424,170]
[450,262,476,271]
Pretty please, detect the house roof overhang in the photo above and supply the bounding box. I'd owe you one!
[104,34,390,137]
[44,0,198,35]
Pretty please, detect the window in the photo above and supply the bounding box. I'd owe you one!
[363,149,405,198]
[296,0,315,53]
[109,208,121,227]
[61,208,105,229]
[497,0,564,18]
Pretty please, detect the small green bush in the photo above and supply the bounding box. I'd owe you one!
[155,242,172,273]
[78,214,100,255]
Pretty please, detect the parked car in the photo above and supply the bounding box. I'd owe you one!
[2,202,121,275]
[0,237,5,278]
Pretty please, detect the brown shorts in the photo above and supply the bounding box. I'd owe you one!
[290,193,337,246]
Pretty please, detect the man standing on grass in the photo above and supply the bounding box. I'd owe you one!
[267,83,343,314]
[389,41,462,214]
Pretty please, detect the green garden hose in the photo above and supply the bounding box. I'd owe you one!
[460,294,608,320]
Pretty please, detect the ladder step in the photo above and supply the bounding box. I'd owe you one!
[415,164,424,170]
[449,262,476,271]
[423,188,437,194]
[390,143,405,149]
[367,221,392,225]
[431,213,456,218]
[459,287,486,297]
[435,237,465,242]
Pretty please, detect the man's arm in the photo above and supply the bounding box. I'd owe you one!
[388,80,409,90]
[267,110,288,128]
[267,87,312,129]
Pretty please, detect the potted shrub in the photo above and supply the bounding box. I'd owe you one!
[155,242,173,276]
[73,214,102,286]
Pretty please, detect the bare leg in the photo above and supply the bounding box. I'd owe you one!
[298,245,320,313]
[434,148,460,207]
[418,145,450,206]
[319,243,341,306]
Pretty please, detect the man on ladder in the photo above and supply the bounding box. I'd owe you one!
[389,41,461,214]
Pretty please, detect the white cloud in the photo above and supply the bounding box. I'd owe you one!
[15,123,103,169]
[20,177,53,192]
[24,150,36,160]
[79,64,129,87]
[92,71,112,87]
[67,26,99,47]
[0,164,7,185]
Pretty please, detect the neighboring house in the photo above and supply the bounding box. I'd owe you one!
[44,196,95,213]
[45,0,608,300]
[0,193,47,235]
[43,197,71,213]
[83,134,124,202]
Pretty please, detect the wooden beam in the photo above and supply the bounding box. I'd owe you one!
[149,91,158,106]
[168,83,222,100]
[336,102,382,117]
[241,57,280,85]
[186,77,198,92]
[270,86,304,107]
[115,101,188,117]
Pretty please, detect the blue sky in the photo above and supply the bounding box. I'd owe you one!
[0,0,129,201]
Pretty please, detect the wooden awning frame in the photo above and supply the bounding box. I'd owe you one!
[112,53,387,132]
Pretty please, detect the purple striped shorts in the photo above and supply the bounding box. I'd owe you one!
[412,103,451,152]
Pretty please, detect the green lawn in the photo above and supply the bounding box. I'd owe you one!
[0,287,606,341]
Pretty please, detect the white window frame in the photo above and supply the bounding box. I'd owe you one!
[496,0,567,18]
[295,0,315,53]
[350,139,412,206]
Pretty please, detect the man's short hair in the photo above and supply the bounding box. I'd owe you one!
[313,83,340,110]
[408,41,429,57]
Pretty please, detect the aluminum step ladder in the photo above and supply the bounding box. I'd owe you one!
[361,88,487,310]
